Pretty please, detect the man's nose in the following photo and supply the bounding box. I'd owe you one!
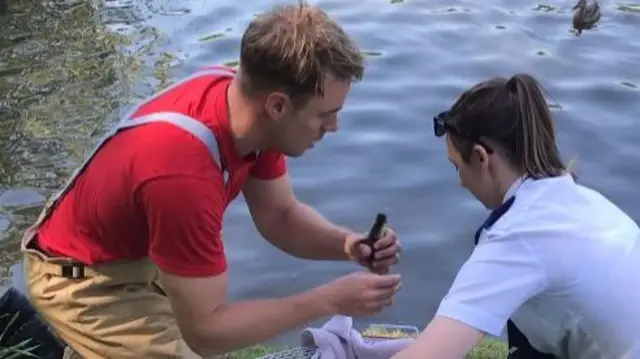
[324,120,338,133]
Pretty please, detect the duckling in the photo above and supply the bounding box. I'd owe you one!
[572,0,601,35]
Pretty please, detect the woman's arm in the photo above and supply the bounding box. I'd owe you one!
[392,233,548,359]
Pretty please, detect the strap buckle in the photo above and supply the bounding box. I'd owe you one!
[60,263,86,279]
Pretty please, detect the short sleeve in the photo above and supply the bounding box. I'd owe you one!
[250,150,287,180]
[435,233,548,337]
[136,174,227,277]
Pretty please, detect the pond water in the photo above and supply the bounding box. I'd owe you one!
[1,0,639,345]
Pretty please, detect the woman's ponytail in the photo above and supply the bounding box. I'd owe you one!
[508,74,566,178]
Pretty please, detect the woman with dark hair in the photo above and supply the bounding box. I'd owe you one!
[392,74,640,359]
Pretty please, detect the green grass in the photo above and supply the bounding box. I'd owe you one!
[221,345,290,359]
[223,339,508,359]
[0,313,40,358]
[0,309,507,359]
[466,339,509,359]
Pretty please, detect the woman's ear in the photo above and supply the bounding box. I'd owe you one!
[471,144,490,168]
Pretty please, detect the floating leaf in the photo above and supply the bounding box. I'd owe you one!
[617,3,640,13]
[223,60,239,68]
[533,4,558,12]
[362,51,383,57]
[198,33,225,42]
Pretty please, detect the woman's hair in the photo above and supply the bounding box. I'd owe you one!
[446,73,569,179]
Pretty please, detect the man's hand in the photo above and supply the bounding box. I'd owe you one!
[345,226,402,274]
[159,269,401,357]
[316,271,402,316]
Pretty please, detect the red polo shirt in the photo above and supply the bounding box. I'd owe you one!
[36,68,287,277]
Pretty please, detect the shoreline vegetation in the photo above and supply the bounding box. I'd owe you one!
[1,286,509,359]
[1,339,508,359]
[0,311,509,359]
[223,339,509,359]
[0,299,509,358]
[0,0,149,281]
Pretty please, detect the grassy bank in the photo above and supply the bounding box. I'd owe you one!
[0,337,507,359]
[223,339,508,359]
[0,339,507,359]
[1,304,508,358]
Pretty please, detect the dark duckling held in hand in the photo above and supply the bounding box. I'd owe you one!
[573,0,601,35]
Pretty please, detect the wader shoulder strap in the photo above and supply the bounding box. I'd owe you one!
[34,66,235,226]
[116,111,222,169]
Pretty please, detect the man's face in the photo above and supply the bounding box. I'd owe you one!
[263,74,351,157]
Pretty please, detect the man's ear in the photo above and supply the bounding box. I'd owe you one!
[264,92,292,121]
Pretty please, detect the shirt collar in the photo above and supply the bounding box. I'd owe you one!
[502,175,527,203]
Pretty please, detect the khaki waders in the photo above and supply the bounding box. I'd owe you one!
[20,67,235,358]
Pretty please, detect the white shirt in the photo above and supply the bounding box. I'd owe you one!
[435,174,640,359]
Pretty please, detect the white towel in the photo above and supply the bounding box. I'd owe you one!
[300,315,413,359]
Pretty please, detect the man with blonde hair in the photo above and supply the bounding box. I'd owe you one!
[22,2,402,358]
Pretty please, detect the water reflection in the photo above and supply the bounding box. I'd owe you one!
[0,0,639,336]
[0,0,151,273]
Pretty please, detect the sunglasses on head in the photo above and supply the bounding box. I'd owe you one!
[432,111,494,154]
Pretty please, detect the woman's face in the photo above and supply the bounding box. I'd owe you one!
[445,134,499,209]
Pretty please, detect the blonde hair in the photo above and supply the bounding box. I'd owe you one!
[239,1,364,107]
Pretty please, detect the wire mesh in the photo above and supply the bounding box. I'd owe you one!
[256,346,319,359]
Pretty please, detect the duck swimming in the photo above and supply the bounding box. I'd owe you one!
[573,0,601,35]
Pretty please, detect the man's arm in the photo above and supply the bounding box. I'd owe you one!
[158,269,332,357]
[138,172,337,357]
[242,174,353,260]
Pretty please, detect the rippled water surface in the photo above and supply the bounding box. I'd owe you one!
[1,0,639,344]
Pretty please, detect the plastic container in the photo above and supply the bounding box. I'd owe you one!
[361,323,420,339]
